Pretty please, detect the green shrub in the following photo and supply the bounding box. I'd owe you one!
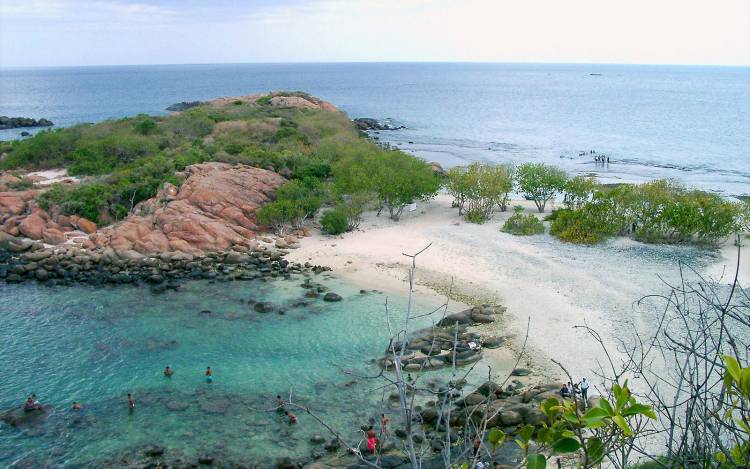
[550,180,746,245]
[38,183,111,223]
[502,213,545,236]
[7,177,34,190]
[320,208,349,235]
[275,179,322,219]
[256,95,272,106]
[134,116,157,135]
[563,175,597,209]
[257,199,305,235]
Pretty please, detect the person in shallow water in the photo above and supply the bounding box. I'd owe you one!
[71,401,82,410]
[23,396,40,412]
[127,393,135,411]
[560,383,571,398]
[381,413,389,436]
[366,425,378,454]
[276,395,285,411]
[285,410,297,424]
[205,367,213,383]
[163,366,173,377]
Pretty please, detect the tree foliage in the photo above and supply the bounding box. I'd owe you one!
[333,149,440,220]
[516,163,568,213]
[445,162,513,223]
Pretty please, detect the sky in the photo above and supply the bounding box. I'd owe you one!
[1,0,749,68]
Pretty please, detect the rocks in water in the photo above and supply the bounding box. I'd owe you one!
[0,406,48,428]
[323,292,342,302]
[165,101,206,112]
[165,400,190,411]
[0,116,53,130]
[254,302,274,313]
[143,445,165,457]
[200,398,230,414]
[323,438,341,452]
[353,117,405,131]
[309,434,325,444]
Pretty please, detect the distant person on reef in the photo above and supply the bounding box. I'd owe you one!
[285,410,297,424]
[163,366,173,377]
[127,393,135,412]
[560,383,571,398]
[367,426,378,454]
[205,367,213,383]
[276,395,285,411]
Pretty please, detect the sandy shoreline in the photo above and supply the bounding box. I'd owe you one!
[288,193,749,385]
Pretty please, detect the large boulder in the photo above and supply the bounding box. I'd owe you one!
[108,163,285,255]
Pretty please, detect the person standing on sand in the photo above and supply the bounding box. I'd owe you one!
[580,378,589,402]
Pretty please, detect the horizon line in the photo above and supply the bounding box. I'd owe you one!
[2,59,750,71]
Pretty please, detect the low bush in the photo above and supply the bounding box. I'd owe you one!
[320,208,349,235]
[257,199,305,235]
[502,213,545,236]
[550,180,747,245]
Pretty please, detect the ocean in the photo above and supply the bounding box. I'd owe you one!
[1,62,748,195]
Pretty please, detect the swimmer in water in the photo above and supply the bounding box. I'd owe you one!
[205,366,213,383]
[72,402,82,410]
[164,366,173,377]
[127,393,135,412]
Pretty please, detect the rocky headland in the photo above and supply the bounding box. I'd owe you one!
[0,116,54,130]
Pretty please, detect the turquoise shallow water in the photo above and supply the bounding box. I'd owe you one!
[0,274,458,466]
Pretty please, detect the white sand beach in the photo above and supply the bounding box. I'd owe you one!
[289,194,749,384]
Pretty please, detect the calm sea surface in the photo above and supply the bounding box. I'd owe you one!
[1,62,748,194]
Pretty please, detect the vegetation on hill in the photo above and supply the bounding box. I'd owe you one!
[1,93,438,228]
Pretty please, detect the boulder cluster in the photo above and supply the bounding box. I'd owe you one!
[380,305,507,372]
[0,163,317,285]
[0,116,53,130]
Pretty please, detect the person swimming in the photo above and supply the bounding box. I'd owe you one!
[127,393,135,412]
[164,366,173,377]
[71,401,82,410]
[285,410,297,424]
[205,367,213,383]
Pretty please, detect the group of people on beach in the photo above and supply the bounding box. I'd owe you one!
[560,377,590,403]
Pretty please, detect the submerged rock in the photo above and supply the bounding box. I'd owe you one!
[323,292,342,302]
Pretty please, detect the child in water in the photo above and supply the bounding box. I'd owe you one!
[205,366,213,383]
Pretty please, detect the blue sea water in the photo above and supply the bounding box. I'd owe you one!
[1,62,749,194]
[0,276,464,466]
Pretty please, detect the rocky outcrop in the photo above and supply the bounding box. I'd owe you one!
[353,117,406,131]
[165,101,206,112]
[105,162,285,256]
[0,116,53,130]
